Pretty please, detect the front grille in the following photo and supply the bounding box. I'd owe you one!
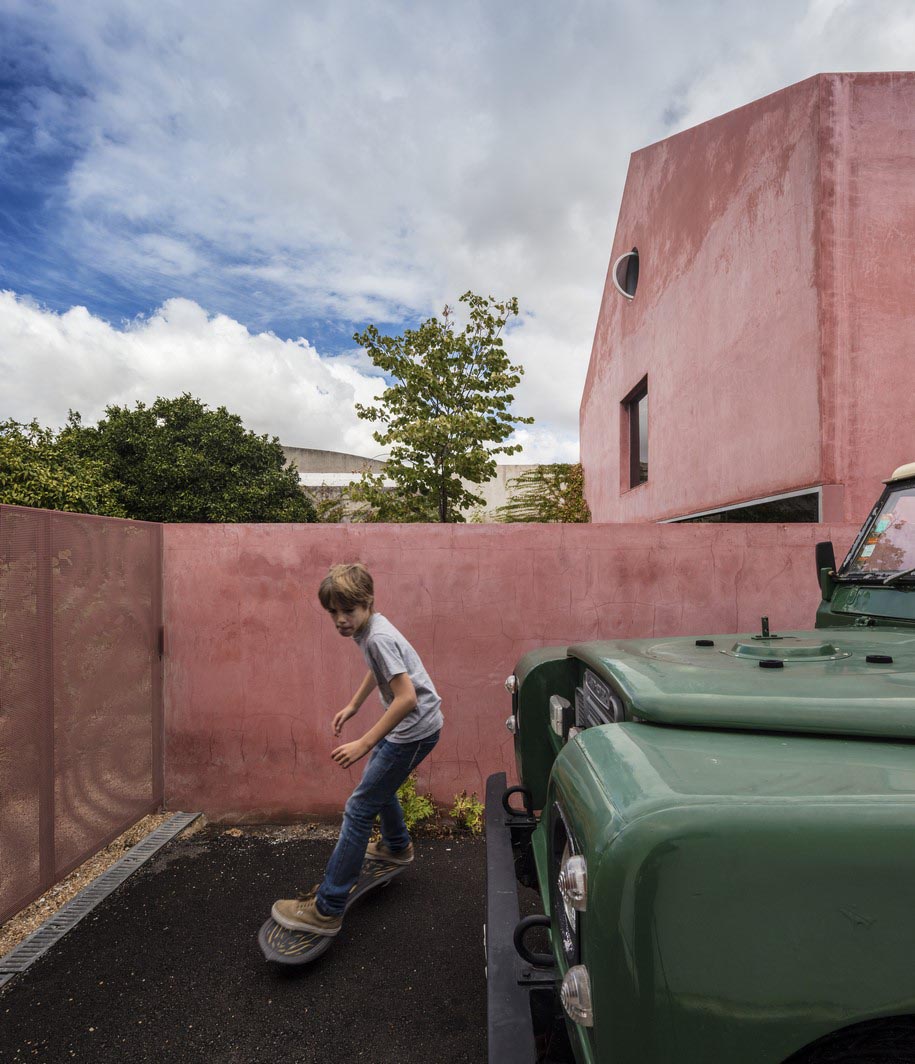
[575,669,623,729]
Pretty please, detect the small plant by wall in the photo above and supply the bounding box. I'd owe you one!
[449,791,484,834]
[396,773,436,831]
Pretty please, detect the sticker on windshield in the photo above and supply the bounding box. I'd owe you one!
[861,544,876,558]
[876,516,892,534]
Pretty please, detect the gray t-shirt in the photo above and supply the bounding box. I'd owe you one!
[354,613,443,743]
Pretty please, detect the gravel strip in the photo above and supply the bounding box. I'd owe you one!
[0,813,174,958]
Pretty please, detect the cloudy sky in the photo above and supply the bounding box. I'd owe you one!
[2,1,912,462]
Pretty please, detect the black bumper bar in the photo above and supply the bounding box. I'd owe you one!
[485,772,554,1064]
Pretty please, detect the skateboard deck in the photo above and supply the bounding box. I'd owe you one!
[259,859,405,965]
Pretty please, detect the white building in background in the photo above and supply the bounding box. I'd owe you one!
[281,446,536,521]
[281,448,387,477]
[469,463,540,519]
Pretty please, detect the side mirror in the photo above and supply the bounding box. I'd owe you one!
[816,541,836,574]
[816,541,836,600]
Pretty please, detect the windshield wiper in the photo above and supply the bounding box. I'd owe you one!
[836,572,893,584]
[884,566,915,586]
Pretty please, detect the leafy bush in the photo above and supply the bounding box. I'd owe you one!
[0,419,125,516]
[495,463,590,523]
[63,394,316,523]
[450,791,484,834]
[396,773,436,831]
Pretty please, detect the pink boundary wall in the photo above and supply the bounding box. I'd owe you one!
[164,522,857,821]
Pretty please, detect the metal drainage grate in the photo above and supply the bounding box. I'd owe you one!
[0,811,201,989]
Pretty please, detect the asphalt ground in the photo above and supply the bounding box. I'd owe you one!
[0,828,488,1063]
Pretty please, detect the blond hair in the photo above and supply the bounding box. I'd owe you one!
[318,563,374,611]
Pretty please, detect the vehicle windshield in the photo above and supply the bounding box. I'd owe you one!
[842,483,915,579]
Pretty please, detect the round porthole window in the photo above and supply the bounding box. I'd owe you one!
[612,247,639,299]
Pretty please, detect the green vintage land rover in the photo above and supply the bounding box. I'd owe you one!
[486,463,915,1064]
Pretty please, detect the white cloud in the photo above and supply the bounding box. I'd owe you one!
[3,0,914,462]
[0,291,383,453]
[507,427,580,466]
[0,290,576,463]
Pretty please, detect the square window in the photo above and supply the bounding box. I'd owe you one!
[623,378,648,488]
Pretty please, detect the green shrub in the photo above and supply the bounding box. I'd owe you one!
[0,418,125,516]
[494,463,591,523]
[396,773,436,831]
[450,791,484,834]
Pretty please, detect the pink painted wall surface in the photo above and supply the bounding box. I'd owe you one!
[164,522,857,821]
[819,74,915,522]
[581,73,915,526]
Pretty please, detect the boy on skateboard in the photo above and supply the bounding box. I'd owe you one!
[272,563,443,936]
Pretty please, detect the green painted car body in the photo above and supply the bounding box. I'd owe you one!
[511,470,915,1063]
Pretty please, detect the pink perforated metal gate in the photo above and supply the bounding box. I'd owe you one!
[0,505,163,924]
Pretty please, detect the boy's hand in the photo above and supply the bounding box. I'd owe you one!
[332,704,359,736]
[331,738,371,769]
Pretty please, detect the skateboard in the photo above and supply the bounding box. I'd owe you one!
[259,859,405,965]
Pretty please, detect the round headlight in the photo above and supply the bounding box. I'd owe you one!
[504,674,517,694]
[505,714,517,734]
[560,965,594,1027]
[558,854,588,912]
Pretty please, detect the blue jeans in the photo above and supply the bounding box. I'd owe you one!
[317,731,440,916]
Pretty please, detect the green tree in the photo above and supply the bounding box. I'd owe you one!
[0,419,125,516]
[350,291,533,523]
[309,483,349,523]
[495,463,591,523]
[62,394,316,523]
[344,470,438,523]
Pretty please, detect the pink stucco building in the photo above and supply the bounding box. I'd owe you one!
[580,72,915,526]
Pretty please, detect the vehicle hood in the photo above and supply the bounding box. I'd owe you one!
[568,629,915,739]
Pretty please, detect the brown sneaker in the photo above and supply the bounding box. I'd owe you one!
[365,839,414,865]
[271,891,342,935]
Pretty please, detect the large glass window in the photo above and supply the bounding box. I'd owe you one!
[677,493,818,523]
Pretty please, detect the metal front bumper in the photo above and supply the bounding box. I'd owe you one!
[485,771,555,1064]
